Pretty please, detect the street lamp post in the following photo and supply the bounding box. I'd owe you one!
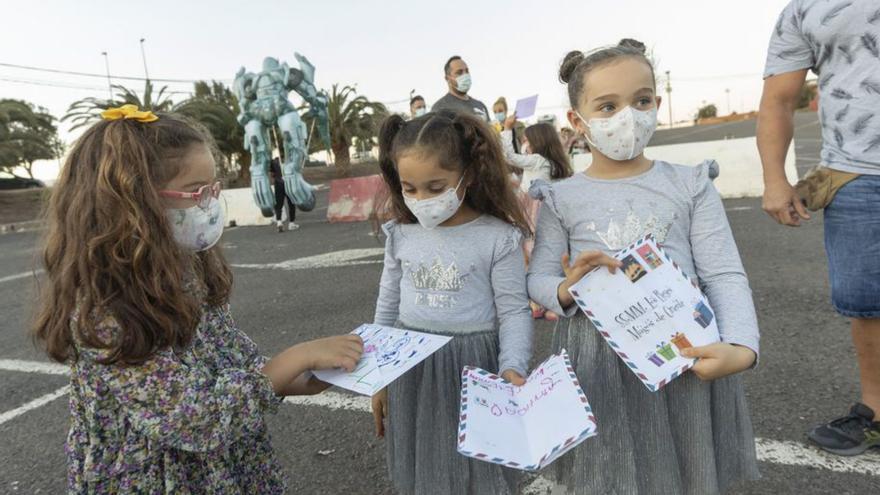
[101,51,112,100]
[139,38,150,81]
[665,70,673,127]
[725,88,731,115]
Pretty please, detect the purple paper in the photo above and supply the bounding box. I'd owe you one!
[514,94,538,119]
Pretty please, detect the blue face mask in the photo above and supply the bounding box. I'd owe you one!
[495,112,506,123]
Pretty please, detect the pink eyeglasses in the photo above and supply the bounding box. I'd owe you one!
[158,181,222,209]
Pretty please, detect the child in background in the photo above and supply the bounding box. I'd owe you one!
[500,119,574,320]
[527,39,760,494]
[500,119,574,194]
[32,106,363,494]
[370,110,534,495]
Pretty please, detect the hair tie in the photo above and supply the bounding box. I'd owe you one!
[101,104,158,123]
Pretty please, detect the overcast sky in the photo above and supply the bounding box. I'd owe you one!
[0,0,795,180]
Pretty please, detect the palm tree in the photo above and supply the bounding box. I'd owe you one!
[0,100,37,169]
[63,80,174,131]
[174,81,247,185]
[0,99,61,177]
[302,84,387,176]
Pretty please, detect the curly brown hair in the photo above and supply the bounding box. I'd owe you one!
[32,112,233,365]
[377,110,531,236]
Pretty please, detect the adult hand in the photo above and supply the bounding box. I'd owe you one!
[681,343,756,381]
[501,369,526,386]
[557,251,622,309]
[371,387,388,438]
[762,179,810,226]
[504,114,517,131]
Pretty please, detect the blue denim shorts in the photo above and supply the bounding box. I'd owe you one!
[824,174,880,318]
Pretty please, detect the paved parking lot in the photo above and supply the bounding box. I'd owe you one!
[2,113,878,494]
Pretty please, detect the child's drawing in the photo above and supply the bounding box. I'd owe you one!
[314,324,451,396]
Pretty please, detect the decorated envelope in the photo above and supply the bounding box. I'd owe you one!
[568,236,720,391]
[457,350,597,471]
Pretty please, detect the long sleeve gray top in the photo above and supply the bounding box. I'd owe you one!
[373,215,534,375]
[527,161,760,356]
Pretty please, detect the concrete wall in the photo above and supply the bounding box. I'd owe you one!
[219,187,274,227]
[572,136,798,199]
[223,137,798,226]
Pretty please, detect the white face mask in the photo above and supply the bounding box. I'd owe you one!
[403,176,465,229]
[576,106,658,161]
[454,73,472,93]
[166,196,225,252]
[414,107,427,117]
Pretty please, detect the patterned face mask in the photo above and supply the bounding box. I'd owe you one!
[402,176,465,230]
[166,196,225,252]
[577,106,658,161]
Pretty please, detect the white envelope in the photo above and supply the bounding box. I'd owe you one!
[457,350,598,471]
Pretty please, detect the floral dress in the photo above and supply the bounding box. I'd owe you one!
[65,297,285,494]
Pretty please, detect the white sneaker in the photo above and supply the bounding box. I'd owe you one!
[288,223,301,231]
[276,220,284,233]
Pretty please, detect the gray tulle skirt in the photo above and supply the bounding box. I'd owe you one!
[385,321,520,495]
[546,313,760,495]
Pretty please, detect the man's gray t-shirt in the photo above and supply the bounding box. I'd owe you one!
[431,93,491,122]
[764,0,880,175]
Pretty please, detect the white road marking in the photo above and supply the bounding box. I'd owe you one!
[232,248,385,271]
[0,269,43,284]
[0,386,69,426]
[2,360,878,478]
[284,391,370,412]
[0,359,68,375]
[726,206,754,211]
[755,438,880,477]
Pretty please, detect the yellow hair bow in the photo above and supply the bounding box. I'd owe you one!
[100,104,158,123]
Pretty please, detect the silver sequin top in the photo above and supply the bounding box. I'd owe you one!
[373,215,533,375]
[527,161,760,356]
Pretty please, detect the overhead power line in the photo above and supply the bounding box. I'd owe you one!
[0,75,193,95]
[0,61,231,84]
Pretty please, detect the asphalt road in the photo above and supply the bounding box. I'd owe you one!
[2,113,879,494]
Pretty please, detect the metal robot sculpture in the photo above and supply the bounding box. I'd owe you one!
[234,53,331,215]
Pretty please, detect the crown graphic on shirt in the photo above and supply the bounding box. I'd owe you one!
[595,208,673,251]
[409,258,465,292]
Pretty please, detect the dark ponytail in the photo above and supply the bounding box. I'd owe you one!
[375,114,414,226]
[375,110,530,236]
[559,38,654,109]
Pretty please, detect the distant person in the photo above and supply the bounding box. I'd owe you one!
[32,106,364,493]
[492,96,509,132]
[409,95,426,119]
[492,96,525,152]
[270,157,299,232]
[758,0,880,456]
[431,55,490,122]
[500,117,573,321]
[500,117,573,194]
[559,127,577,154]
